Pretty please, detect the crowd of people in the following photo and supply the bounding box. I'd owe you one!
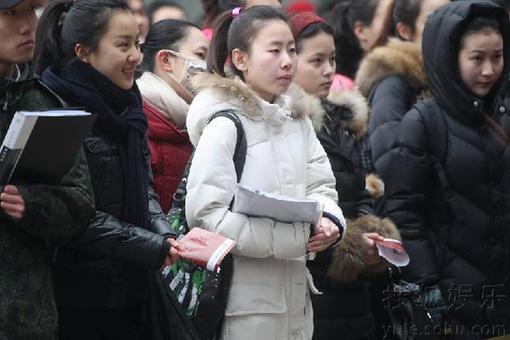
[1,0,510,339]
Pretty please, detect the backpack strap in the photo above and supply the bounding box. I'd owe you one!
[417,100,466,225]
[207,109,247,182]
[171,109,247,209]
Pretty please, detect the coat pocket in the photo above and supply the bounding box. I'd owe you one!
[225,282,287,316]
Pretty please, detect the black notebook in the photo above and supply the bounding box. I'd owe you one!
[0,110,96,185]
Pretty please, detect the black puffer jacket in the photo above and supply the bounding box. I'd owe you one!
[383,2,510,333]
[355,39,427,182]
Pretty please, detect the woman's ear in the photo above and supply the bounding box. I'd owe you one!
[232,48,248,73]
[156,50,174,73]
[396,22,413,41]
[74,43,90,63]
[353,21,368,49]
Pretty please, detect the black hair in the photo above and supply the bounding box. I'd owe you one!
[460,14,502,46]
[327,0,380,78]
[139,19,199,73]
[147,0,185,25]
[393,0,422,34]
[208,5,288,79]
[295,22,334,53]
[34,0,131,74]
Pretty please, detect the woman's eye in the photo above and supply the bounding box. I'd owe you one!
[270,49,280,54]
[289,47,297,54]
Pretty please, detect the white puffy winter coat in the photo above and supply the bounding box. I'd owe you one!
[186,73,345,340]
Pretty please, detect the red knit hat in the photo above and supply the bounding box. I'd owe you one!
[289,11,326,39]
[286,0,316,16]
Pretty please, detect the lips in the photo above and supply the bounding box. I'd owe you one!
[18,39,34,47]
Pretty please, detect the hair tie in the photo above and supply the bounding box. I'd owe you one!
[231,7,242,19]
[58,0,74,27]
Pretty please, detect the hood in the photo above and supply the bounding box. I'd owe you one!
[355,38,426,98]
[137,72,189,128]
[187,72,322,145]
[422,1,510,126]
[309,88,369,139]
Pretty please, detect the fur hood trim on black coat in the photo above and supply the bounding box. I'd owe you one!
[355,39,427,98]
[327,214,401,283]
[309,88,369,139]
[191,72,323,120]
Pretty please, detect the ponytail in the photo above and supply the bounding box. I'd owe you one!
[207,11,235,77]
[34,0,131,75]
[206,5,288,79]
[34,0,72,74]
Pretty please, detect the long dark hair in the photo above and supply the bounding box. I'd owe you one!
[34,0,131,74]
[327,0,380,78]
[207,5,288,79]
[139,19,200,73]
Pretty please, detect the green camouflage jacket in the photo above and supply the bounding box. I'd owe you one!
[0,65,95,340]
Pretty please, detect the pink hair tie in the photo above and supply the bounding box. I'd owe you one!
[231,7,242,18]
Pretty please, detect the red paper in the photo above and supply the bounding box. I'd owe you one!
[178,227,236,272]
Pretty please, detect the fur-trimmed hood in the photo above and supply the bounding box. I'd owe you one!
[308,89,369,139]
[355,38,427,98]
[187,72,326,146]
[190,72,322,120]
[328,214,401,283]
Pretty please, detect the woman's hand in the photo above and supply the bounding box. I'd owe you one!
[1,185,26,220]
[162,238,181,268]
[307,217,340,253]
[362,232,384,265]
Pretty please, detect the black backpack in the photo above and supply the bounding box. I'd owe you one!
[161,109,247,340]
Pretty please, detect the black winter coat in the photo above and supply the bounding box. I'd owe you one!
[355,39,427,183]
[307,89,377,340]
[383,2,510,334]
[52,126,173,309]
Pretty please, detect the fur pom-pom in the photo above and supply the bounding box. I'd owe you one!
[327,215,400,283]
[365,173,384,198]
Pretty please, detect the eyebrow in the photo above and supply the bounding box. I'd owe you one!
[114,34,138,40]
[268,40,295,46]
[469,48,503,53]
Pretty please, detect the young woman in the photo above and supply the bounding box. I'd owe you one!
[326,0,395,81]
[137,19,208,212]
[355,0,448,184]
[185,5,345,340]
[34,1,180,338]
[383,2,510,338]
[290,11,400,340]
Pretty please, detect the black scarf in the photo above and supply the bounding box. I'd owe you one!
[41,60,149,228]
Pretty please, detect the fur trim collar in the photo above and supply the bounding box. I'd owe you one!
[308,88,369,139]
[355,39,427,98]
[191,72,322,119]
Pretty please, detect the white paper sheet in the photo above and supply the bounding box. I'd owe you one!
[232,184,322,224]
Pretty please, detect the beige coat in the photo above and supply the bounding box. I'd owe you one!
[186,73,345,340]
